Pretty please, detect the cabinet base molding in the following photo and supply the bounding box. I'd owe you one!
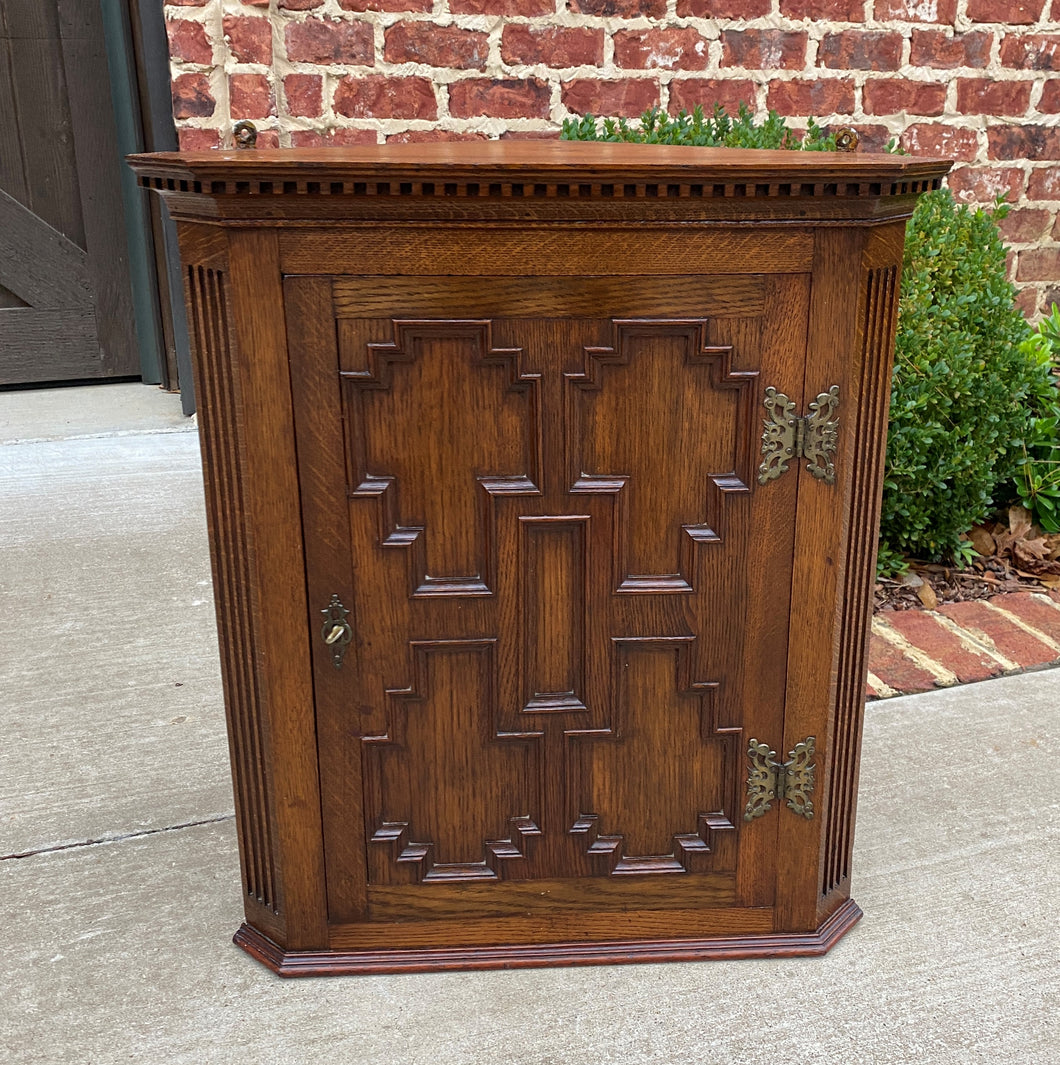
[233,898,862,977]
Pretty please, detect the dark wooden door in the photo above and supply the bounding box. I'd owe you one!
[0,0,138,385]
[289,271,810,945]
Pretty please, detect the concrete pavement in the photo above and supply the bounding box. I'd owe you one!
[1,384,1057,1065]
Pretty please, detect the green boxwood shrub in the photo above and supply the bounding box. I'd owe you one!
[1011,306,1060,533]
[879,190,1038,569]
[561,103,836,150]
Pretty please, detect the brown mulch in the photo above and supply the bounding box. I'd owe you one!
[874,507,1060,613]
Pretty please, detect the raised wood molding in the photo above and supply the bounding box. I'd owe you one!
[233,899,863,977]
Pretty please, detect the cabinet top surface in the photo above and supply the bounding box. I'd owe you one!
[129,142,951,224]
[130,140,951,185]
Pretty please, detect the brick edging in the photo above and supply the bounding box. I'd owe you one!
[867,590,1060,699]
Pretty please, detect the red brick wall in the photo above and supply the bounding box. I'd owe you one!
[165,0,1060,313]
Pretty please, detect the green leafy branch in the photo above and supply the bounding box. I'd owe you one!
[561,103,836,151]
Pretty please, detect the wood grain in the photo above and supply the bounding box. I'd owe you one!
[329,906,774,950]
[128,139,951,193]
[773,226,867,934]
[1,2,83,243]
[130,142,950,228]
[0,190,91,309]
[184,261,279,933]
[284,275,367,925]
[367,871,736,920]
[233,899,863,976]
[0,309,99,384]
[282,226,813,277]
[58,0,138,376]
[0,24,27,208]
[225,229,328,949]
[311,307,798,900]
[331,275,766,320]
[820,221,906,916]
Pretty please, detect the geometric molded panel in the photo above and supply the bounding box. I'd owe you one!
[342,320,542,596]
[567,637,739,876]
[565,319,758,593]
[363,640,542,883]
[519,515,589,713]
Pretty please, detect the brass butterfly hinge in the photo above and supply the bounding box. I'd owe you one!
[758,386,839,486]
[744,736,816,822]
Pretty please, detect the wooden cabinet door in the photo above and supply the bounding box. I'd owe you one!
[288,270,811,948]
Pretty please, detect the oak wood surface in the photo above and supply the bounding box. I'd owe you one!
[818,221,907,920]
[296,291,806,933]
[235,898,863,976]
[279,227,814,277]
[130,141,950,227]
[128,140,951,187]
[183,254,282,940]
[130,144,951,974]
[774,225,867,933]
[366,872,737,920]
[327,906,775,950]
[226,229,328,949]
[330,275,766,320]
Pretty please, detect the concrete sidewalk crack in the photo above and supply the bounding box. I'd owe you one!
[0,813,235,861]
[1,426,197,446]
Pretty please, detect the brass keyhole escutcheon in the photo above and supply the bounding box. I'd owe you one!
[320,594,352,669]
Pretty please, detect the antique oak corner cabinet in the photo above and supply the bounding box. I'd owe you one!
[129,143,950,976]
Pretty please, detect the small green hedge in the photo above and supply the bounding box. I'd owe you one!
[1012,306,1060,533]
[879,190,1038,570]
[561,103,836,150]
